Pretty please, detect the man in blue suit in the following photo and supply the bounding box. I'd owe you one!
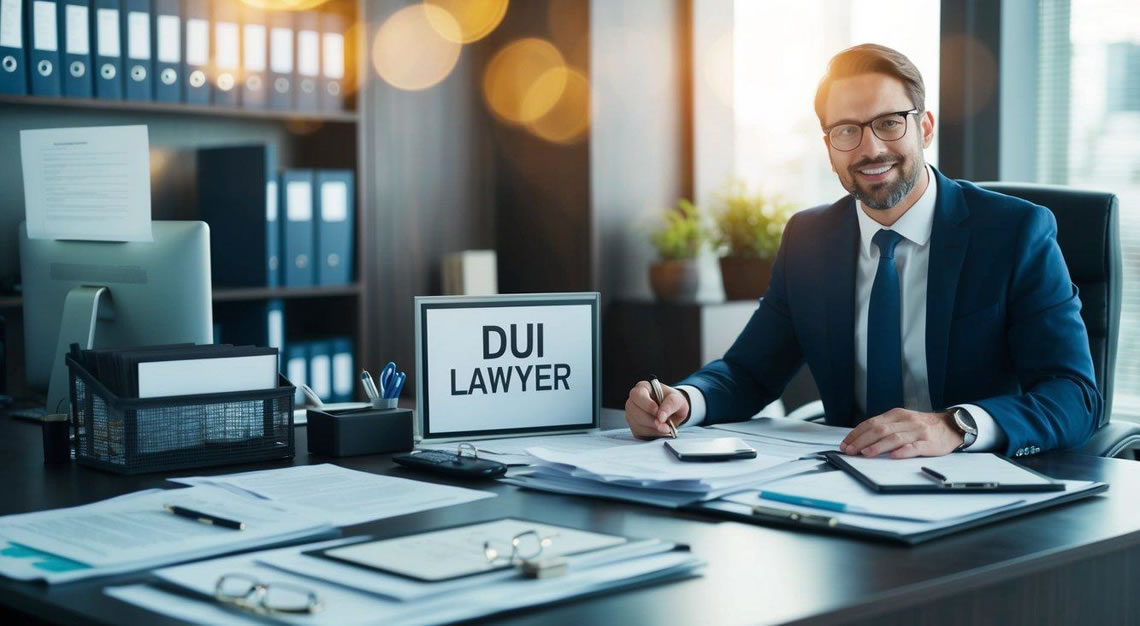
[625,44,1100,459]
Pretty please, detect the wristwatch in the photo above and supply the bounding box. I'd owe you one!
[950,407,978,450]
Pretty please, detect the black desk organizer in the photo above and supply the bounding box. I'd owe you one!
[65,355,295,474]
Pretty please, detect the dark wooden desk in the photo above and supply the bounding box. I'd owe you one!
[2,413,1139,626]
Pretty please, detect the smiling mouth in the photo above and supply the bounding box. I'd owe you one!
[856,162,896,176]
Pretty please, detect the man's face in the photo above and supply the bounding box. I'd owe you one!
[822,73,935,210]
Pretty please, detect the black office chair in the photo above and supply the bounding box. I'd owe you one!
[979,183,1140,458]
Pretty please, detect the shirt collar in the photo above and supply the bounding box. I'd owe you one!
[856,164,936,257]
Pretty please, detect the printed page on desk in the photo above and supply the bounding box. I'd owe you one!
[708,417,850,447]
[20,125,153,242]
[838,453,1056,488]
[170,464,495,526]
[0,486,333,583]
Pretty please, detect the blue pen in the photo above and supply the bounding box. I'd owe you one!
[758,491,857,513]
[386,372,407,399]
[378,362,397,397]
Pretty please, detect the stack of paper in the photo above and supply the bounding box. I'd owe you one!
[169,464,496,527]
[0,486,336,584]
[506,436,824,508]
[107,531,702,625]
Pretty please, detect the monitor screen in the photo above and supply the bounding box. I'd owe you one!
[415,293,600,440]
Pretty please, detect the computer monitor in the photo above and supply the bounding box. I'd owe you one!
[18,221,214,414]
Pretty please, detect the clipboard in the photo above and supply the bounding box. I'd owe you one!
[685,480,1108,545]
[820,451,1067,494]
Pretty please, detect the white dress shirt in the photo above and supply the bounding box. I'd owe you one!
[681,166,1006,451]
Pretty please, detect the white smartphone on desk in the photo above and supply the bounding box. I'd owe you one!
[665,437,757,462]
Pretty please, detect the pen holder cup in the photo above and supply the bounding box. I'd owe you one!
[307,407,414,457]
[371,397,399,410]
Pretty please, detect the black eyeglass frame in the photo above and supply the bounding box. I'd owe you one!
[823,109,921,152]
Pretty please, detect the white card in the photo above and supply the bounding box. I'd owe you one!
[243,23,266,72]
[33,1,57,52]
[65,4,88,55]
[127,11,149,60]
[270,27,292,73]
[296,29,319,76]
[96,8,119,57]
[320,181,347,222]
[156,14,179,63]
[185,18,208,66]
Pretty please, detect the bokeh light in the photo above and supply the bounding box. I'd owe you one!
[483,38,567,124]
[238,0,332,11]
[425,0,509,44]
[372,4,462,91]
[525,67,590,144]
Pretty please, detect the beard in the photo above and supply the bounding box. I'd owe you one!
[843,154,922,210]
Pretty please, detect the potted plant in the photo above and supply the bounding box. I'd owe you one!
[711,180,793,300]
[649,199,705,302]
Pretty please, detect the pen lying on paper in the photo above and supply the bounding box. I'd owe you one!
[757,491,867,514]
[920,466,1001,489]
[647,375,678,439]
[163,504,246,530]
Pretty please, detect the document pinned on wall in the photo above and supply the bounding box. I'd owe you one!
[20,125,153,242]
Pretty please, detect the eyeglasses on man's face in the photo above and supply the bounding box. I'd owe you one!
[824,109,920,152]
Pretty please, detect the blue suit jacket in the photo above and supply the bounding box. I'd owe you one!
[678,168,1101,457]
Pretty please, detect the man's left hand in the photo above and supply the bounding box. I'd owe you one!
[840,408,964,458]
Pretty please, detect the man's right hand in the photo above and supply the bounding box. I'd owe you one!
[624,380,691,439]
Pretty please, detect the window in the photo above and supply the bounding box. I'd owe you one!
[1038,0,1140,419]
[731,0,940,209]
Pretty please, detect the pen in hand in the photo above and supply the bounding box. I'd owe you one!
[648,376,678,439]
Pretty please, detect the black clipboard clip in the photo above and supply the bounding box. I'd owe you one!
[751,504,839,528]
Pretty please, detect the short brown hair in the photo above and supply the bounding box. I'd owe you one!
[814,44,925,127]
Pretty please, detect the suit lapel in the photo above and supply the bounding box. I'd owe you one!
[825,198,859,426]
[926,168,970,409]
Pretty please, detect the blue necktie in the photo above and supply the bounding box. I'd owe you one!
[866,229,905,419]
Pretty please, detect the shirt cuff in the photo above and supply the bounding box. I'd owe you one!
[675,385,706,426]
[951,404,1006,452]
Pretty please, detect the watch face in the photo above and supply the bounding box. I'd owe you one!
[954,409,978,434]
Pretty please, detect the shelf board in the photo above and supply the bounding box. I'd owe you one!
[0,94,358,124]
[212,284,362,302]
[0,285,361,309]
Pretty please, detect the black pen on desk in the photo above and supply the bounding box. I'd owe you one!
[647,375,677,439]
[920,466,948,484]
[163,504,245,530]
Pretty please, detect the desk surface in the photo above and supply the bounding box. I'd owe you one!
[2,412,1139,626]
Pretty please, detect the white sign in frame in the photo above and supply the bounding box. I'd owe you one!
[415,293,600,441]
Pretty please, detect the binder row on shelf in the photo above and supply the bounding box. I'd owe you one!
[197,144,355,289]
[212,299,355,406]
[0,0,350,113]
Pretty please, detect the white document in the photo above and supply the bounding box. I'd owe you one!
[320,180,347,221]
[837,453,1057,489]
[296,29,319,76]
[32,1,57,52]
[185,18,208,66]
[0,0,22,49]
[155,14,180,63]
[322,31,344,79]
[0,486,334,584]
[215,21,238,69]
[718,479,1101,538]
[106,584,260,626]
[323,519,626,581]
[747,469,1028,521]
[65,5,88,55]
[20,125,152,242]
[243,23,266,72]
[286,180,312,220]
[270,26,292,73]
[170,464,496,527]
[136,353,278,398]
[96,8,119,57]
[709,416,850,446]
[139,535,700,626]
[127,11,149,59]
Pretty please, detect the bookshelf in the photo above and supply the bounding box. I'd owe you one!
[0,0,368,399]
